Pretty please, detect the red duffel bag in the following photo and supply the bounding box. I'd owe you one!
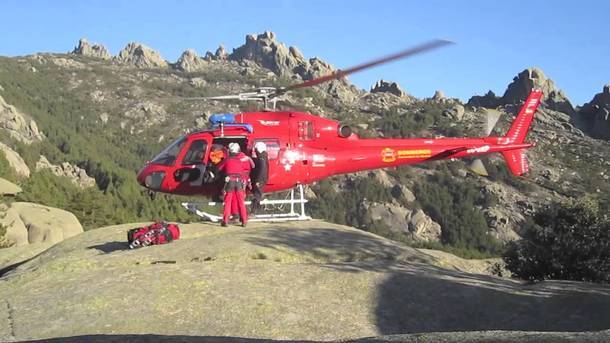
[127,222,180,249]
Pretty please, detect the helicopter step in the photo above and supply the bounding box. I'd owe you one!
[181,184,311,222]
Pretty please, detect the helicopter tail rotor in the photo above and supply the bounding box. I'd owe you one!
[467,158,489,176]
[483,108,502,136]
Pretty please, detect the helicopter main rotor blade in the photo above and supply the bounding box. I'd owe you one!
[205,95,243,100]
[206,94,264,101]
[283,39,454,92]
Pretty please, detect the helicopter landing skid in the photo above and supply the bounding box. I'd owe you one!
[181,185,311,223]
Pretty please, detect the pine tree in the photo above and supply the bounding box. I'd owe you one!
[504,199,610,283]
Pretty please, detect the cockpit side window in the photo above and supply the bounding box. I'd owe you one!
[181,139,208,165]
[151,136,186,166]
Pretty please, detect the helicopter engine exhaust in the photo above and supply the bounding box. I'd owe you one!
[338,125,352,138]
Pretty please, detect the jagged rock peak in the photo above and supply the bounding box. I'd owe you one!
[71,38,111,60]
[371,79,406,97]
[579,84,610,140]
[228,31,358,102]
[432,90,445,101]
[175,49,207,72]
[114,42,168,68]
[467,90,501,108]
[203,45,228,61]
[581,84,610,113]
[301,57,335,80]
[502,67,574,114]
[229,31,307,76]
[215,45,228,60]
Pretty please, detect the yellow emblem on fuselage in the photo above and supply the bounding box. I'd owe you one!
[381,148,397,163]
[397,149,432,159]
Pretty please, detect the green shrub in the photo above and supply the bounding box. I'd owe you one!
[483,157,535,193]
[374,105,438,138]
[414,171,501,255]
[503,199,609,283]
[309,177,393,229]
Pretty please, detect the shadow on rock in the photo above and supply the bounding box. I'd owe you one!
[0,257,34,278]
[375,269,610,334]
[88,241,130,253]
[245,226,430,270]
[23,334,311,342]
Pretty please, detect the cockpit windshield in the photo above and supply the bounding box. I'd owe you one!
[151,136,186,166]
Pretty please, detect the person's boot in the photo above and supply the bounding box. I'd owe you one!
[241,222,247,228]
[250,199,260,215]
[221,221,228,227]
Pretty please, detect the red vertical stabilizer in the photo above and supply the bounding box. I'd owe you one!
[500,89,542,175]
[504,89,543,144]
[501,148,529,176]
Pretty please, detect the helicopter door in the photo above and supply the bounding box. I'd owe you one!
[252,138,280,184]
[175,139,209,186]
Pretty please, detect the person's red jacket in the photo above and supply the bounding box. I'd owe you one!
[218,152,254,179]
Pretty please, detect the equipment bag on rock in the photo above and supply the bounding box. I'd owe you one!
[127,222,180,249]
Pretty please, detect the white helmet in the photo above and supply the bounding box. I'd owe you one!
[228,142,240,154]
[254,141,267,153]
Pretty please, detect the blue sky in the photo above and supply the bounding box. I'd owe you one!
[1,0,608,105]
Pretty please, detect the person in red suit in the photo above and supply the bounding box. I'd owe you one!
[217,142,254,227]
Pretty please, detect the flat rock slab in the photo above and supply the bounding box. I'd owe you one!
[0,177,21,196]
[0,220,608,342]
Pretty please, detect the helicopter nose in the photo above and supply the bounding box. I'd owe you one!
[136,167,147,187]
[137,165,166,191]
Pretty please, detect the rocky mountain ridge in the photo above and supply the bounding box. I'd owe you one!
[68,34,608,124]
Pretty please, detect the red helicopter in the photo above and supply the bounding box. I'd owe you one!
[137,40,542,221]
